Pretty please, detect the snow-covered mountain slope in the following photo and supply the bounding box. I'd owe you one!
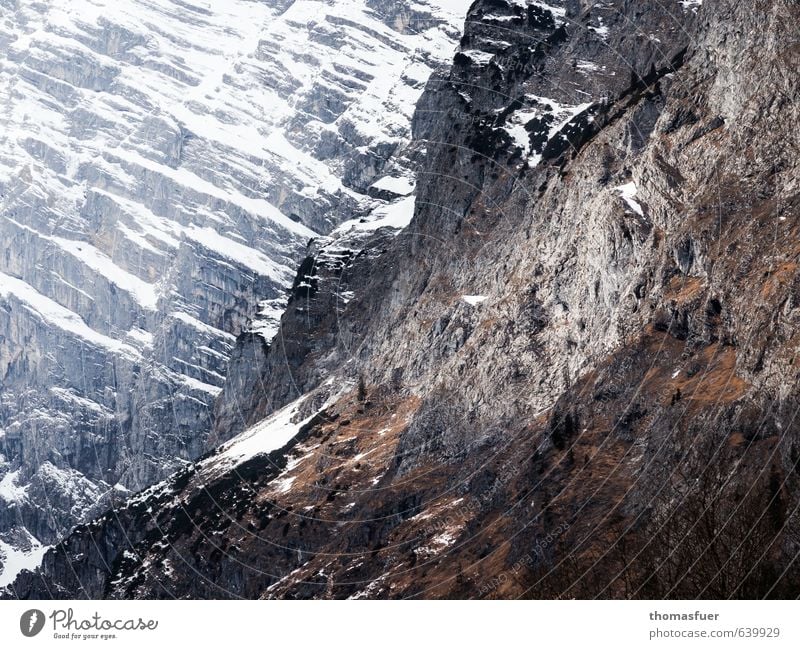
[0,0,467,586]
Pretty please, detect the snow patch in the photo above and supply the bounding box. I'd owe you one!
[184,225,293,283]
[462,295,488,306]
[614,182,645,217]
[332,195,416,236]
[0,533,48,588]
[272,475,297,494]
[49,388,111,415]
[0,470,28,504]
[576,60,603,74]
[460,49,495,65]
[529,1,567,25]
[218,397,316,466]
[370,175,415,196]
[50,236,158,310]
[589,16,609,39]
[248,297,287,342]
[502,97,594,165]
[169,311,236,342]
[0,272,141,359]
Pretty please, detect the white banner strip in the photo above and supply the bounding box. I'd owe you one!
[1,600,797,648]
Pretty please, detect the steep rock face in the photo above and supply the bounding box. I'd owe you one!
[214,197,416,436]
[9,0,800,599]
[0,0,465,585]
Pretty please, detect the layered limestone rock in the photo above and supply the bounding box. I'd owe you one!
[0,0,466,584]
[8,0,800,599]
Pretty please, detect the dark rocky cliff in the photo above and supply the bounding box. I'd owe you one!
[8,0,800,599]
